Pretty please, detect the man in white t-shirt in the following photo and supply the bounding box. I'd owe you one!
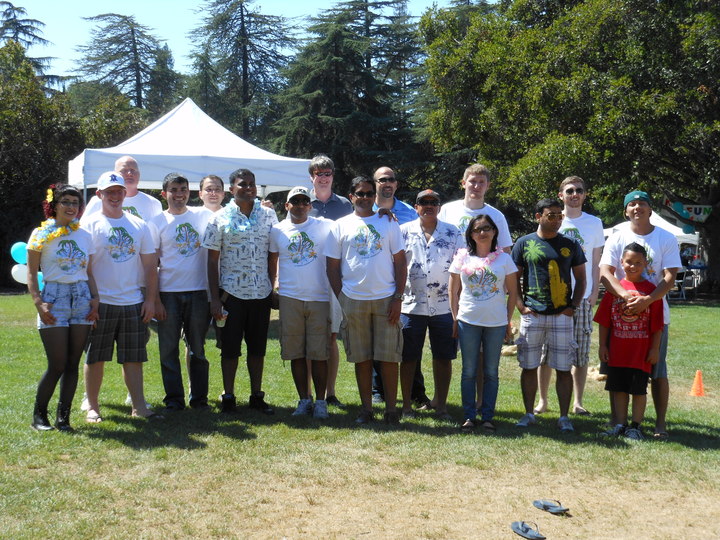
[80,171,159,421]
[151,173,213,412]
[438,163,513,409]
[269,186,334,419]
[83,156,162,221]
[600,190,681,439]
[535,176,605,417]
[326,176,407,425]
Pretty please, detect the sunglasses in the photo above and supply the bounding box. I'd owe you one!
[288,198,310,206]
[314,171,333,177]
[376,177,397,184]
[564,187,585,195]
[544,213,564,221]
[353,190,375,198]
[417,199,440,206]
[471,226,494,233]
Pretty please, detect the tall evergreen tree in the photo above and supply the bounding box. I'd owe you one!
[146,44,183,116]
[76,13,161,108]
[0,1,47,48]
[185,41,221,118]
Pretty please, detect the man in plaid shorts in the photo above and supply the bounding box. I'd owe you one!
[511,198,586,433]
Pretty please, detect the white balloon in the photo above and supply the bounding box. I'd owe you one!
[11,264,28,285]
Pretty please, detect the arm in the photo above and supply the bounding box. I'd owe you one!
[140,252,158,323]
[624,267,679,313]
[85,258,100,322]
[504,271,519,341]
[387,250,407,324]
[449,272,461,339]
[598,325,610,363]
[588,246,602,307]
[207,249,222,319]
[600,263,632,302]
[514,264,535,316]
[326,257,342,299]
[646,329,662,366]
[27,249,56,325]
[153,249,166,321]
[268,252,279,290]
[562,263,586,316]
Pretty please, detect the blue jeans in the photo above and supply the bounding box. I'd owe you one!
[458,321,506,421]
[157,291,210,408]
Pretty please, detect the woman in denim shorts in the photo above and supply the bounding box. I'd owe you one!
[27,184,99,431]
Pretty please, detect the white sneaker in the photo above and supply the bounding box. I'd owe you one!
[80,393,90,412]
[125,394,152,410]
[558,415,575,432]
[313,399,329,419]
[292,398,313,416]
[516,412,537,427]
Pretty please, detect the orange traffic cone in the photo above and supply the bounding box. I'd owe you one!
[689,370,705,397]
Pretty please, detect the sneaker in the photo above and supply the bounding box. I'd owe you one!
[602,423,626,437]
[292,398,313,416]
[325,395,345,409]
[371,393,384,404]
[624,427,644,440]
[248,392,274,415]
[220,393,236,413]
[516,412,537,427]
[355,409,374,424]
[558,415,574,432]
[80,394,90,412]
[313,400,329,419]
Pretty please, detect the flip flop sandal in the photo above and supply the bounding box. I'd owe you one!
[533,499,569,514]
[481,420,497,432]
[85,411,103,423]
[511,521,546,539]
[653,431,669,440]
[460,419,475,432]
[574,407,592,416]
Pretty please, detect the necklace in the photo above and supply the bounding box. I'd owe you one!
[28,218,80,251]
[457,247,503,276]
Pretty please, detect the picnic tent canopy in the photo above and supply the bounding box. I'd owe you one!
[604,211,700,245]
[68,97,311,195]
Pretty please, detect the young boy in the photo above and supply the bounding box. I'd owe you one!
[593,242,664,440]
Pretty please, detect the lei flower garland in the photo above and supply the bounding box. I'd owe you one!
[457,247,504,276]
[224,199,260,233]
[28,218,80,251]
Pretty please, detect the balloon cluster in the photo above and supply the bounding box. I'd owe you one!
[9,242,43,289]
[671,201,696,235]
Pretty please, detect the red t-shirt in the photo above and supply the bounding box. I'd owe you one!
[593,279,664,373]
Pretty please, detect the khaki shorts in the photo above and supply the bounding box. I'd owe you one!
[278,295,330,361]
[338,293,402,364]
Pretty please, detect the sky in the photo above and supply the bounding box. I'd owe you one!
[16,0,448,77]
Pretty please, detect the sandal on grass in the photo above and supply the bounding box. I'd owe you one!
[85,411,102,423]
[460,419,475,432]
[533,499,569,515]
[511,521,546,540]
[481,420,496,432]
[653,431,669,440]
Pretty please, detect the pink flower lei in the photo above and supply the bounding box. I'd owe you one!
[457,247,504,276]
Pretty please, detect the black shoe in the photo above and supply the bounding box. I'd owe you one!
[55,401,73,432]
[326,395,345,409]
[413,394,432,408]
[220,393,236,413]
[248,392,274,415]
[31,403,54,431]
[384,411,400,425]
[356,409,374,424]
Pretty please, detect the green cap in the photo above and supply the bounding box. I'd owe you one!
[623,190,651,207]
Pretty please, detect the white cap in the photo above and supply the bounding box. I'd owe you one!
[287,186,311,202]
[97,171,126,190]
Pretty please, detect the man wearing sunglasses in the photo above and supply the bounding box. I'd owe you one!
[534,176,605,418]
[511,199,586,433]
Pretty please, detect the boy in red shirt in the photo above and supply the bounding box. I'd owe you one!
[594,242,663,440]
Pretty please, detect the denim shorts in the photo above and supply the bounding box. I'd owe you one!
[37,281,93,329]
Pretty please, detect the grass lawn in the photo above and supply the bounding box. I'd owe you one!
[1,293,719,539]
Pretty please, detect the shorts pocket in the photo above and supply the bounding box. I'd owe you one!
[41,282,58,304]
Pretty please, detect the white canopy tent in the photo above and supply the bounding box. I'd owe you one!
[68,98,311,196]
[604,211,700,245]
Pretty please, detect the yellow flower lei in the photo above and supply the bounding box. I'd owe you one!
[28,219,80,251]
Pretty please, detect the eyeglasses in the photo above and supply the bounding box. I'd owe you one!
[471,226,494,233]
[417,199,439,206]
[564,188,585,195]
[376,177,397,184]
[544,213,564,221]
[353,191,375,198]
[314,171,333,177]
[288,198,310,206]
[58,200,80,208]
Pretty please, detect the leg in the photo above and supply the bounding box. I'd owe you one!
[247,354,264,395]
[310,360,328,401]
[33,327,70,429]
[122,362,152,417]
[185,292,210,408]
[651,378,669,434]
[571,300,593,413]
[572,364,589,413]
[630,394,647,425]
[355,360,373,411]
[400,360,416,413]
[479,325,505,422]
[432,358,452,414]
[410,357,428,405]
[535,360,552,414]
[520,368,538,414]
[325,335,340,400]
[157,292,186,409]
[372,361,384,401]
[380,361,399,413]
[57,325,91,406]
[84,361,105,416]
[221,357,239,395]
[291,358,310,399]
[613,391,630,426]
[458,321,481,421]
[555,369,573,418]
[474,349,484,410]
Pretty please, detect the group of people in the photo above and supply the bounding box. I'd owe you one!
[27,155,681,440]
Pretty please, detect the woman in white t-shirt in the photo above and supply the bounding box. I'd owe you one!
[450,214,518,433]
[27,184,99,432]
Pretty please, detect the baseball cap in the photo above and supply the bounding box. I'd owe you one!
[415,189,441,204]
[623,190,650,207]
[287,186,311,202]
[97,171,126,190]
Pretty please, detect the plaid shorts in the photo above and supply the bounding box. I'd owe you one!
[539,298,593,367]
[338,293,403,364]
[517,312,577,371]
[85,303,148,364]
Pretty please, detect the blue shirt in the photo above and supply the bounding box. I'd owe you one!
[309,192,353,221]
[373,197,417,225]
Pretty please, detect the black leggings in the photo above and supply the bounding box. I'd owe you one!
[34,325,92,410]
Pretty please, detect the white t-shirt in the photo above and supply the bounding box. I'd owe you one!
[438,199,512,249]
[82,212,156,305]
[151,207,212,293]
[84,190,162,222]
[449,249,518,327]
[325,213,404,300]
[600,225,682,324]
[559,212,605,298]
[270,216,333,302]
[27,226,94,284]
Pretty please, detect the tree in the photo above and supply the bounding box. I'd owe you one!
[420,0,720,287]
[146,44,183,116]
[0,41,84,287]
[0,1,48,48]
[192,0,295,140]
[76,13,161,108]
[185,41,222,118]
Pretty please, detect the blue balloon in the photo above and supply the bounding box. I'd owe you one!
[682,224,695,234]
[10,242,27,264]
[672,201,684,213]
[681,209,691,218]
[37,271,44,291]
